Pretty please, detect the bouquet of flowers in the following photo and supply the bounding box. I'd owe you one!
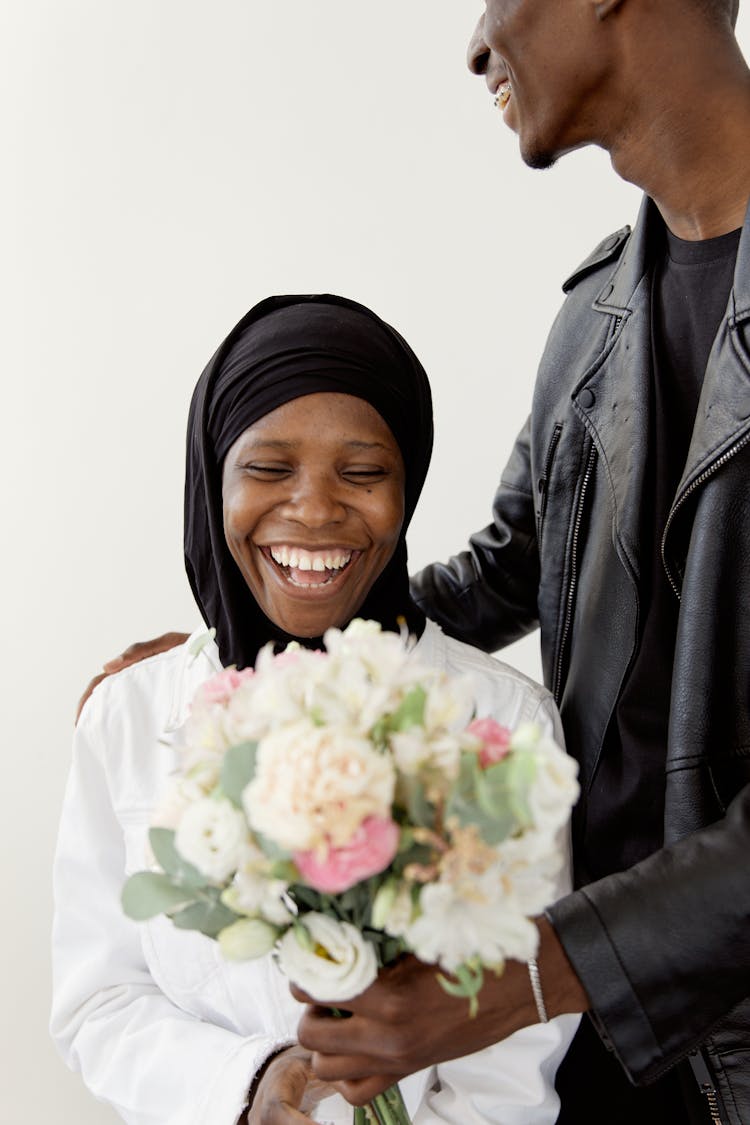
[123,619,579,1125]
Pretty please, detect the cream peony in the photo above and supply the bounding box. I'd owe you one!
[243,719,395,851]
[174,797,248,883]
[277,913,378,1002]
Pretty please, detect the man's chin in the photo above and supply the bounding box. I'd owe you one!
[521,143,559,171]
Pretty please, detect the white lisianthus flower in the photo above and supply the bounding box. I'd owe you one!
[372,881,415,937]
[150,760,219,834]
[389,729,432,776]
[277,913,378,1002]
[218,918,280,960]
[307,664,396,735]
[528,735,580,837]
[422,674,476,737]
[243,719,395,851]
[222,849,293,926]
[491,835,563,914]
[405,866,539,971]
[174,797,248,883]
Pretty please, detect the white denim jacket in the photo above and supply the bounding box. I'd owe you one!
[51,620,579,1125]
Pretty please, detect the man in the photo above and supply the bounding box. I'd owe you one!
[294,1,750,1120]
[89,0,750,1120]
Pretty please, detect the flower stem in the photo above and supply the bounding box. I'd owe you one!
[363,1083,411,1125]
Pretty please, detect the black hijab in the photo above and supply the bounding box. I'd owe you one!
[184,294,434,669]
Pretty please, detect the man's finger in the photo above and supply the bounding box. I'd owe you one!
[75,673,107,723]
[103,632,189,671]
[332,1075,403,1106]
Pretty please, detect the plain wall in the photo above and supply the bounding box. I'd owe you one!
[6,2,750,1121]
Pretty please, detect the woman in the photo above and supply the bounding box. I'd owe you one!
[51,294,578,1124]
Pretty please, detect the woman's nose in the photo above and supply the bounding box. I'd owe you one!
[467,14,490,76]
[280,475,346,527]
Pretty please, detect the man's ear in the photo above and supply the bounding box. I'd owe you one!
[592,0,626,21]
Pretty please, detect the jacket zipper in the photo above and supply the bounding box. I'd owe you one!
[537,423,563,550]
[689,1049,725,1125]
[661,430,750,599]
[553,441,597,703]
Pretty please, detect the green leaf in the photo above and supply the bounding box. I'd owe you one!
[288,884,327,913]
[220,740,258,808]
[436,961,484,1018]
[171,896,240,938]
[446,751,537,846]
[479,753,537,834]
[255,832,288,861]
[121,872,197,921]
[398,774,434,827]
[389,685,427,732]
[268,859,300,882]
[148,828,209,889]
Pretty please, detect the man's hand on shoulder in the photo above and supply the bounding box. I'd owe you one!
[75,632,190,723]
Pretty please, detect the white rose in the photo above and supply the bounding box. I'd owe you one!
[243,719,395,851]
[174,797,248,883]
[277,913,378,1002]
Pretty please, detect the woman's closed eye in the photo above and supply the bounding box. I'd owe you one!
[342,466,390,483]
[242,462,292,478]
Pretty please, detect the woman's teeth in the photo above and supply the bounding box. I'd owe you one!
[268,547,354,587]
[494,82,512,111]
[269,547,353,572]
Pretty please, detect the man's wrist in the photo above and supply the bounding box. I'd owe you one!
[535,915,590,1018]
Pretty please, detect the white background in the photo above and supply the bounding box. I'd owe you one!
[5,3,749,1122]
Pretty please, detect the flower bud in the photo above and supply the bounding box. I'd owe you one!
[218,917,279,960]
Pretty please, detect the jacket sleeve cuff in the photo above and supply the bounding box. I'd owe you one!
[545,890,664,1083]
[199,1036,295,1125]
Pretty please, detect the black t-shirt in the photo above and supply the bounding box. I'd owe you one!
[583,221,741,883]
[557,222,741,1124]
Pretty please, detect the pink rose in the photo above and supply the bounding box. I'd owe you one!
[198,667,254,707]
[294,816,400,894]
[468,717,512,768]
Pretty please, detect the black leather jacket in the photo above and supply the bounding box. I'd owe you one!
[412,197,750,1123]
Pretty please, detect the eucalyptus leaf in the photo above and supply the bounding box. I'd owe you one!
[121,872,197,921]
[256,832,288,862]
[480,754,536,831]
[148,828,209,889]
[399,774,433,827]
[171,896,240,937]
[389,685,427,732]
[220,740,258,808]
[288,884,327,913]
[269,859,300,882]
[436,961,484,1017]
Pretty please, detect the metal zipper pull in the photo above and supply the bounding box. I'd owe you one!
[689,1048,725,1125]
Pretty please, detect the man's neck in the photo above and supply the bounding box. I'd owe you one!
[606,29,750,239]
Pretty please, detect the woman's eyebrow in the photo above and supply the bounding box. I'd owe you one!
[346,440,391,451]
[240,438,391,451]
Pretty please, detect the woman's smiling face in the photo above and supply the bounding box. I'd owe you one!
[222,391,406,638]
